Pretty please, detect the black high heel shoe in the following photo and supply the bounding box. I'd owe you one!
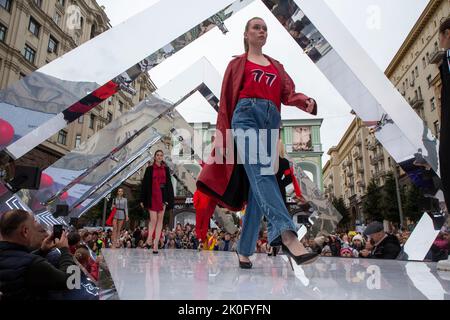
[273,246,279,257]
[281,244,318,269]
[236,251,252,269]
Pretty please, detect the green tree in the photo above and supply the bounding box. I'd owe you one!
[333,197,350,230]
[403,184,425,223]
[79,201,103,226]
[363,178,384,222]
[381,172,401,223]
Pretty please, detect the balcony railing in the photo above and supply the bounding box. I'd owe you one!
[374,153,384,162]
[410,95,424,110]
[428,47,445,64]
[373,170,386,179]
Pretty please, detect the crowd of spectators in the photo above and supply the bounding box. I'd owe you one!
[1,208,449,301]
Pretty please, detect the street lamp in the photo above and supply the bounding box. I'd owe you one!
[102,193,111,227]
[392,164,404,230]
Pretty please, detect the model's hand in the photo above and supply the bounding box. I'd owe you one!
[140,202,144,209]
[126,216,129,222]
[306,99,316,113]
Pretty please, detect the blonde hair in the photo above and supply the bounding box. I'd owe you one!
[244,17,265,52]
[278,139,285,158]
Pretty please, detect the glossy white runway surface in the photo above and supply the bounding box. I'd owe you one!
[102,249,450,300]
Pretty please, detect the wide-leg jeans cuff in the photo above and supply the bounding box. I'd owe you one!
[269,227,298,247]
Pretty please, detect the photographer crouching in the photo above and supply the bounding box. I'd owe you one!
[0,209,75,300]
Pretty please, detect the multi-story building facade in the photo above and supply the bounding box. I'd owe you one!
[323,0,449,224]
[385,0,449,138]
[281,118,324,190]
[323,118,395,224]
[0,0,156,170]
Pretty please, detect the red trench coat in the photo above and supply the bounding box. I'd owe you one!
[196,53,317,211]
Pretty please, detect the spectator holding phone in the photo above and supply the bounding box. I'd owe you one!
[0,209,75,300]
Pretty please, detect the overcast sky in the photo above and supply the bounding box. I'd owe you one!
[96,0,429,166]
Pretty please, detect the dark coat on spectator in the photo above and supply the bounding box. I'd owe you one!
[439,51,450,211]
[0,241,75,300]
[371,234,401,259]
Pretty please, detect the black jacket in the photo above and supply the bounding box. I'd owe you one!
[0,241,75,301]
[276,157,292,208]
[371,234,401,259]
[140,163,175,210]
[439,51,450,211]
[439,51,449,143]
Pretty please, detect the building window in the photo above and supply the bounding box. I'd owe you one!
[48,36,59,54]
[90,24,96,39]
[434,121,440,137]
[0,23,6,42]
[426,52,430,64]
[75,134,81,148]
[33,0,42,7]
[28,17,41,38]
[430,97,435,111]
[415,66,418,77]
[119,100,123,113]
[23,45,36,64]
[89,114,95,129]
[78,115,84,124]
[53,12,61,26]
[107,112,113,123]
[0,0,12,12]
[57,0,65,6]
[427,75,432,87]
[57,130,67,145]
[422,57,426,68]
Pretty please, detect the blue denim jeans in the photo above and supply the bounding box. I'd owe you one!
[231,98,297,257]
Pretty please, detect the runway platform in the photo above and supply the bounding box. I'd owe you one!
[101,249,450,300]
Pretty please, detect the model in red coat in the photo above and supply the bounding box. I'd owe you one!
[197,17,319,269]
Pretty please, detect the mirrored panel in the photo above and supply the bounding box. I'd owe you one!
[261,0,444,213]
[0,0,254,159]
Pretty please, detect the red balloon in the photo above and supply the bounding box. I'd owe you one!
[40,173,54,188]
[0,118,14,146]
[60,191,69,200]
